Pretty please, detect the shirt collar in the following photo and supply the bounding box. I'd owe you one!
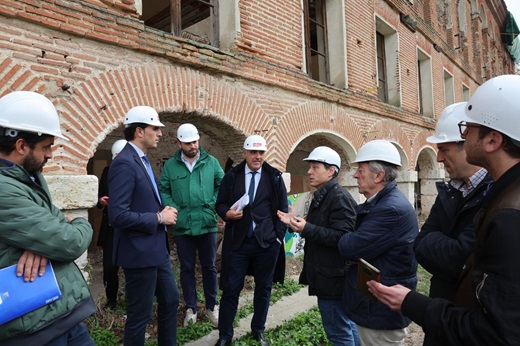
[245,165,262,175]
[128,142,146,158]
[449,167,488,197]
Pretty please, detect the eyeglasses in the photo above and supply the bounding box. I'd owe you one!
[458,121,481,136]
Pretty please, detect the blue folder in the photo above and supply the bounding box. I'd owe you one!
[0,261,62,325]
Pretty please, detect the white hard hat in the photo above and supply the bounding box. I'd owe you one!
[303,146,341,169]
[243,135,267,151]
[427,102,467,143]
[459,74,520,142]
[0,91,68,140]
[353,140,401,166]
[177,123,200,142]
[123,106,164,127]
[111,139,127,159]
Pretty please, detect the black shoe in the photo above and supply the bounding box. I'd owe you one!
[252,332,269,346]
[214,339,231,346]
[104,300,117,310]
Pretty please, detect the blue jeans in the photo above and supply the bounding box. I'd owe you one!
[218,237,280,341]
[175,233,218,311]
[123,258,180,346]
[318,298,360,346]
[44,322,95,346]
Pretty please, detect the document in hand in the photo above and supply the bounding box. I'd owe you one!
[0,261,62,325]
[357,258,381,301]
[231,193,250,212]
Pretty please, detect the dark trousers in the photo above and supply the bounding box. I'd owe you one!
[44,322,95,346]
[102,228,119,303]
[175,232,218,311]
[218,236,280,341]
[123,258,180,346]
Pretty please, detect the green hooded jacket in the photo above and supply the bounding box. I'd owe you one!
[159,148,224,236]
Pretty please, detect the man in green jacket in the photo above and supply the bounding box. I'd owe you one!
[0,91,95,345]
[160,123,224,327]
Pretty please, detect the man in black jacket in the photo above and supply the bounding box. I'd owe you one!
[368,74,520,345]
[414,102,492,346]
[415,102,491,300]
[278,146,359,346]
[215,135,288,346]
[96,139,126,310]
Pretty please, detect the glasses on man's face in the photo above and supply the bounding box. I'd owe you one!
[458,121,481,136]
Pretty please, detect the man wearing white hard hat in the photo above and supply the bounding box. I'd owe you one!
[0,91,96,345]
[414,102,491,346]
[159,123,224,328]
[108,106,180,345]
[369,75,520,344]
[96,139,127,310]
[338,139,418,346]
[414,103,492,345]
[215,135,288,346]
[278,146,360,345]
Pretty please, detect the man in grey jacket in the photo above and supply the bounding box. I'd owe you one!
[0,91,95,345]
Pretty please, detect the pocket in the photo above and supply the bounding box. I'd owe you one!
[314,266,345,296]
[170,173,189,207]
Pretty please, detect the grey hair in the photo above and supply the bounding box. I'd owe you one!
[367,161,399,185]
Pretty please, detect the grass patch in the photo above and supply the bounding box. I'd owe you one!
[234,306,331,346]
[416,265,432,295]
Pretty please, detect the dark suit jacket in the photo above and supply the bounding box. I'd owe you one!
[108,143,170,268]
[216,160,288,289]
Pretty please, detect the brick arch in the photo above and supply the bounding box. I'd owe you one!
[50,64,271,173]
[0,57,49,97]
[276,101,365,170]
[365,119,413,169]
[412,130,437,168]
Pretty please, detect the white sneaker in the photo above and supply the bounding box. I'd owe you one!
[184,308,197,326]
[206,305,219,328]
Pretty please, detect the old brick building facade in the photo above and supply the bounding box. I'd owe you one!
[0,0,515,243]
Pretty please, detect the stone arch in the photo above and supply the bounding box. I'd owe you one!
[50,64,272,173]
[412,130,443,222]
[276,101,365,171]
[283,129,358,196]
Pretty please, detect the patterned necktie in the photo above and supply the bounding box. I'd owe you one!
[142,155,160,198]
[247,171,257,237]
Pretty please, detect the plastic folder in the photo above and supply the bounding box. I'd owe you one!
[0,261,62,325]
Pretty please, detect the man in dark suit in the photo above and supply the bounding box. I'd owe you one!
[108,106,180,346]
[214,135,288,346]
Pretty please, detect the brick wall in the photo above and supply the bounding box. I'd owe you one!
[0,0,515,192]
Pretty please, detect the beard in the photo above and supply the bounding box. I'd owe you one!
[23,151,46,176]
[182,148,198,158]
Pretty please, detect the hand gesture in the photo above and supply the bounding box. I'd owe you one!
[162,206,178,225]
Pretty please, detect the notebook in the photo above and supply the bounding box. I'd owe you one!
[357,258,381,301]
[0,261,62,325]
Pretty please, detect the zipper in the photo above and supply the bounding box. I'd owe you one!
[475,273,488,305]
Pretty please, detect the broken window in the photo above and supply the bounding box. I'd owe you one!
[142,0,219,46]
[304,0,329,84]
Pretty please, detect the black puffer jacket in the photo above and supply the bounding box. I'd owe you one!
[414,173,492,300]
[299,177,357,299]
